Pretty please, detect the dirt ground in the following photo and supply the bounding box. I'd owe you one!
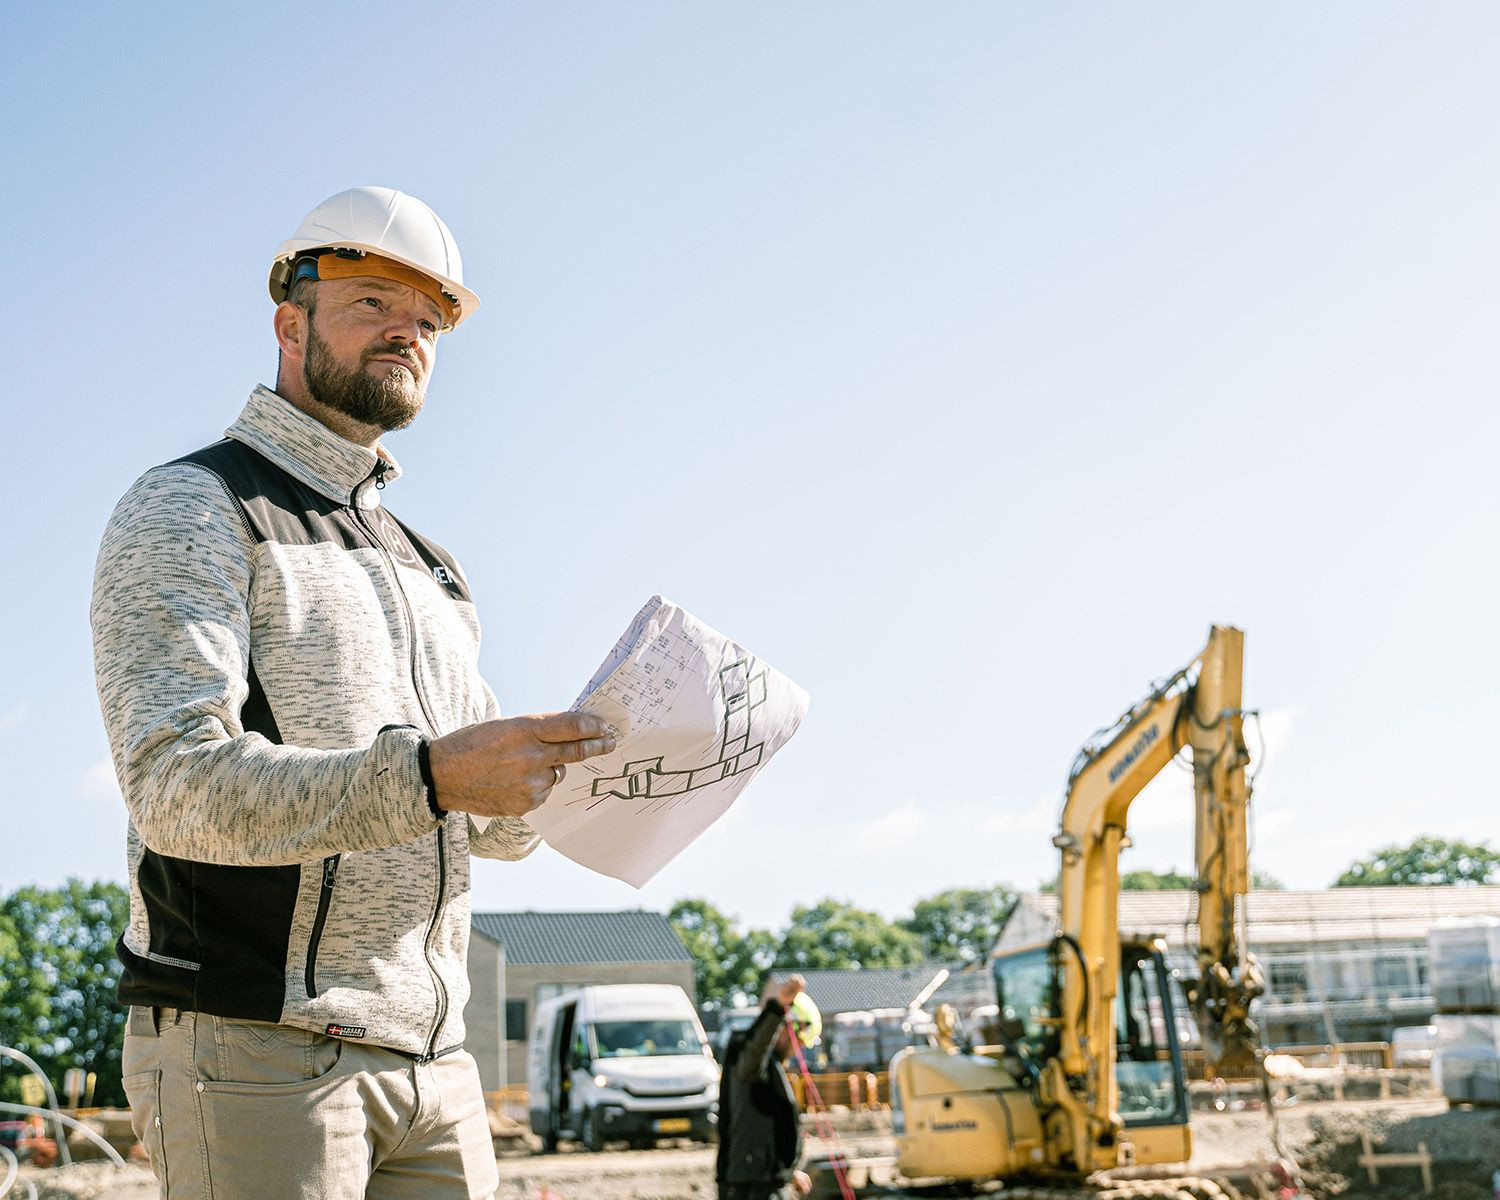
[14,1098,1500,1200]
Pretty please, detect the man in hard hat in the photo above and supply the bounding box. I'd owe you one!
[91,187,615,1199]
[716,975,816,1200]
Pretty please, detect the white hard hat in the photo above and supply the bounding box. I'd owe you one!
[269,186,480,330]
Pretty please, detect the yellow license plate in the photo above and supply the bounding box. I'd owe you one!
[654,1118,692,1133]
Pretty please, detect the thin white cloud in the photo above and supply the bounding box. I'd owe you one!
[82,759,122,799]
[1252,806,1293,840]
[1247,706,1303,779]
[855,802,925,854]
[979,793,1056,836]
[0,702,29,734]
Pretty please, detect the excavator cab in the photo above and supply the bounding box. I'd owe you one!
[1112,940,1190,1130]
[992,935,1190,1157]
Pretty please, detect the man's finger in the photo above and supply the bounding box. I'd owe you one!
[531,711,613,744]
[551,736,616,765]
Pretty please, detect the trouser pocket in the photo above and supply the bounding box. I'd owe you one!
[201,1015,343,1086]
[122,1068,167,1192]
[192,1016,352,1200]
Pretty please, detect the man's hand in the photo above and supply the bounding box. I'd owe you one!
[776,973,806,1011]
[427,712,615,819]
[792,1169,812,1196]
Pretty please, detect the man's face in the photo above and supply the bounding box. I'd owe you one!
[301,277,444,432]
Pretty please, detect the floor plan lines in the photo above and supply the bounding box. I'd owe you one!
[530,595,809,887]
[580,657,768,811]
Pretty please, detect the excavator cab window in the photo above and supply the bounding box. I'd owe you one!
[992,945,1060,1071]
[1115,945,1189,1127]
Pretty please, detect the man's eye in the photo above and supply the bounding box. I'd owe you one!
[360,297,381,308]
[420,320,437,334]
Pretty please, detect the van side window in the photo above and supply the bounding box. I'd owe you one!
[572,1027,590,1065]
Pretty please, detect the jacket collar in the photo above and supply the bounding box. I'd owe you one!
[226,386,403,510]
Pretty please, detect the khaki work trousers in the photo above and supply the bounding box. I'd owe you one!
[122,1006,499,1200]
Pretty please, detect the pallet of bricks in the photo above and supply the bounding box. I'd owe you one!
[1429,916,1500,1105]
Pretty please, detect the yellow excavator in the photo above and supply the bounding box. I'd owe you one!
[888,625,1290,1190]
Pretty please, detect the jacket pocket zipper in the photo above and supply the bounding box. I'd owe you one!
[304,854,341,998]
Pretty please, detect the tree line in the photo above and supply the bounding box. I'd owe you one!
[1,834,1495,1104]
[670,834,1500,1008]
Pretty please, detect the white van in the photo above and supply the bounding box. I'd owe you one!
[527,984,719,1152]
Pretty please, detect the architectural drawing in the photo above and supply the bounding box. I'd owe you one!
[581,657,767,810]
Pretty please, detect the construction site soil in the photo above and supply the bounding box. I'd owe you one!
[14,1098,1500,1200]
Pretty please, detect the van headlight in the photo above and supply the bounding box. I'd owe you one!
[593,1074,613,1088]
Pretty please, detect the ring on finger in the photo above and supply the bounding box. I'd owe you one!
[552,764,565,787]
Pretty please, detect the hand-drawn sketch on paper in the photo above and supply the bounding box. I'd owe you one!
[585,656,766,807]
[523,596,809,887]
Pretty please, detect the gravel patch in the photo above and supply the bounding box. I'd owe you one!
[15,1100,1500,1200]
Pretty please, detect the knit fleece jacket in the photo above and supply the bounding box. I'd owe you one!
[91,387,539,1059]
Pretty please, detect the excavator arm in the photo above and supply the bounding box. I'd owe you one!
[888,625,1280,1189]
[1050,625,1264,1169]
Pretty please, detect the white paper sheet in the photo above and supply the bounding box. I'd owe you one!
[523,596,809,887]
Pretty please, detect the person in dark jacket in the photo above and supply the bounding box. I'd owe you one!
[716,974,814,1200]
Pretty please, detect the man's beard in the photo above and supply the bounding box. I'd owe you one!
[304,324,426,432]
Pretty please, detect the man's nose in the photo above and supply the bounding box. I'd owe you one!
[383,313,426,344]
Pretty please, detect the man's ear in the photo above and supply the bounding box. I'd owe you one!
[274,300,309,365]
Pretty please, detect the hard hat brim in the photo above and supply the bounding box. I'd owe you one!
[269,239,480,330]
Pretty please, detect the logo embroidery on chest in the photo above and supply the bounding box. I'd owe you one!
[369,508,425,572]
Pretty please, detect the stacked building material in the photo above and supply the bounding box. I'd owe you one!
[1430,917,1500,1105]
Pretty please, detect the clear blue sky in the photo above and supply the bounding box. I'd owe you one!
[4,4,1496,934]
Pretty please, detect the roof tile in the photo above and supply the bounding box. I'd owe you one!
[1005,886,1500,948]
[470,910,692,966]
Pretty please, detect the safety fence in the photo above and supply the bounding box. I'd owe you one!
[1182,1040,1393,1080]
[486,1085,530,1124]
[488,1072,892,1119]
[486,1042,1402,1120]
[788,1071,889,1111]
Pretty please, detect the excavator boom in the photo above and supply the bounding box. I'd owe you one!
[890,626,1277,1189]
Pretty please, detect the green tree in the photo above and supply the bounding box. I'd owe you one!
[1120,869,1196,891]
[1334,835,1500,887]
[0,880,129,1107]
[667,899,776,1010]
[900,885,1017,964]
[774,899,924,972]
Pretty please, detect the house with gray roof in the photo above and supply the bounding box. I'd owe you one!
[768,963,983,1016]
[465,910,695,1090]
[997,885,1500,1046]
[757,962,997,1069]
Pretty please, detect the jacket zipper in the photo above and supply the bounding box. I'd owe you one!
[421,827,450,1060]
[351,468,450,1058]
[304,854,341,998]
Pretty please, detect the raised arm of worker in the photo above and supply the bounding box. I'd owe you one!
[91,467,613,868]
[736,974,806,1085]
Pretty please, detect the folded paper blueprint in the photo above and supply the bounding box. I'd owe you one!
[523,596,810,887]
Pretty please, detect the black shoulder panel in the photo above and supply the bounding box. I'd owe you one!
[386,512,474,603]
[169,439,370,552]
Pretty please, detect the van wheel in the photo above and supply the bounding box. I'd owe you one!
[539,1131,558,1154]
[581,1110,604,1153]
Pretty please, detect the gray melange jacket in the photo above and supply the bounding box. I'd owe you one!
[91,386,538,1060]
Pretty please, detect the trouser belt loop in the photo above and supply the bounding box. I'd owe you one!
[127,1005,158,1037]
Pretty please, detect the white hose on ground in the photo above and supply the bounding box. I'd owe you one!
[0,1143,39,1200]
[0,1046,71,1166]
[0,1102,127,1168]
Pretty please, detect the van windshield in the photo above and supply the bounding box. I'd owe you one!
[592,1019,703,1058]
